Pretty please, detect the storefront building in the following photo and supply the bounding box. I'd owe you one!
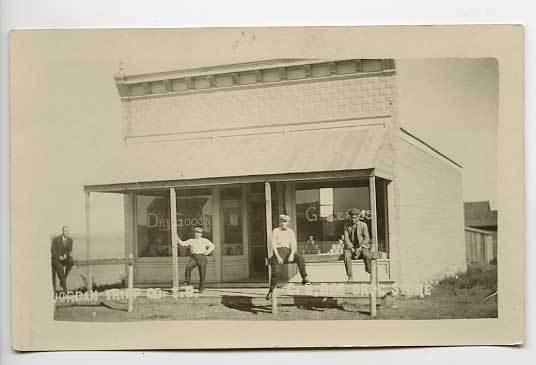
[84,58,467,290]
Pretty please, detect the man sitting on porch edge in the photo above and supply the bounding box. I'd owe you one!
[266,214,311,300]
[343,208,372,281]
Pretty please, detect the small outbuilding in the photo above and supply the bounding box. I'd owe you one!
[464,201,498,265]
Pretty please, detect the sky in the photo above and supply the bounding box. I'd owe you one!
[397,58,498,208]
[10,31,498,244]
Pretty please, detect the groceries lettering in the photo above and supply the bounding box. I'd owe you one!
[305,207,373,222]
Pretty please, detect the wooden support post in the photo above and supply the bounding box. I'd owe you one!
[265,182,273,260]
[265,182,277,313]
[123,193,135,281]
[170,188,179,289]
[127,253,134,313]
[369,174,379,317]
[85,191,93,292]
[272,288,278,314]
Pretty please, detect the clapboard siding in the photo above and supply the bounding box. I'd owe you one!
[396,137,466,289]
[465,227,497,265]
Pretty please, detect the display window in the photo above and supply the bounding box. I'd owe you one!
[295,179,389,255]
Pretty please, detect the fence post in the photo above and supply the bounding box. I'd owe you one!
[127,253,134,313]
[370,258,377,317]
[271,288,278,314]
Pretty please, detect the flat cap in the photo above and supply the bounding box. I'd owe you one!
[279,214,291,222]
[348,208,361,216]
[193,227,204,233]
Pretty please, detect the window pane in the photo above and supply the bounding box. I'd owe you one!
[176,190,213,257]
[137,193,172,257]
[295,182,371,255]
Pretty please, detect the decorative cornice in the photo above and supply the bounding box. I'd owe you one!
[115,58,396,99]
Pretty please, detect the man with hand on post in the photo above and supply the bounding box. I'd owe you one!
[51,225,74,294]
[266,214,311,300]
[343,208,371,281]
[176,226,215,294]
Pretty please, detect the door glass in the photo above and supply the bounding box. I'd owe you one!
[222,187,243,256]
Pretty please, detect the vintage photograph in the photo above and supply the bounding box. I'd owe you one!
[9,26,523,349]
[48,57,499,322]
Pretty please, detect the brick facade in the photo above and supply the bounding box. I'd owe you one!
[119,63,396,139]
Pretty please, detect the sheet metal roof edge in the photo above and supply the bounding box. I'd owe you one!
[399,127,463,169]
[82,169,374,192]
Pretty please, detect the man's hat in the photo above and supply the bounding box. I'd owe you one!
[193,227,204,233]
[279,214,290,222]
[348,208,361,216]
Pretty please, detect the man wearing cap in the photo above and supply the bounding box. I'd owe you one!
[266,214,311,300]
[176,226,215,293]
[343,208,371,281]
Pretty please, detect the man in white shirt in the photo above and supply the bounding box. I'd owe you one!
[176,226,215,293]
[266,214,311,300]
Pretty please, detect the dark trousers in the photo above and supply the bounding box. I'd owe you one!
[269,247,308,290]
[343,248,372,276]
[185,254,208,290]
[51,256,73,292]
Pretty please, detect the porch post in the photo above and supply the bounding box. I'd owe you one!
[170,187,179,289]
[85,191,93,292]
[123,193,135,281]
[265,182,273,259]
[369,174,379,317]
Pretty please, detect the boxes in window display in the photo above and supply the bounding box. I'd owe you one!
[298,235,346,255]
[327,235,346,254]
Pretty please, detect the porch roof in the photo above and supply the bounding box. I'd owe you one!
[85,124,391,192]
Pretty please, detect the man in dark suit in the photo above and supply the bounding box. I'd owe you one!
[51,226,74,293]
[343,208,371,281]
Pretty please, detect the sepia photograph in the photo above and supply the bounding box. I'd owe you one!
[9,26,524,350]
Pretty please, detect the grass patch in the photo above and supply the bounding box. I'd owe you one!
[72,274,127,293]
[435,264,497,293]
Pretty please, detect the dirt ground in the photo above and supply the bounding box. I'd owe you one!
[54,287,497,322]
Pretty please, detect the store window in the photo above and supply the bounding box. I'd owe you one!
[176,188,214,257]
[135,189,214,258]
[295,180,389,256]
[136,191,172,258]
[222,187,244,256]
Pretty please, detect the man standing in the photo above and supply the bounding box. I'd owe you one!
[51,226,74,293]
[176,227,215,294]
[343,208,371,281]
[266,214,311,300]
